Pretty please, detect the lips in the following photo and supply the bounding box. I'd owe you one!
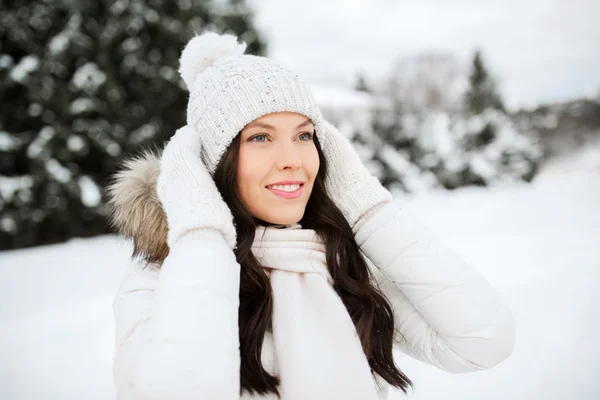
[266,183,304,199]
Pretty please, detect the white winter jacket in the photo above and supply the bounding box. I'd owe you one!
[108,153,515,400]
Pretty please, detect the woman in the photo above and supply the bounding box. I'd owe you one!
[107,32,515,400]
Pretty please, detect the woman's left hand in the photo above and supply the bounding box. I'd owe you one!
[318,120,392,231]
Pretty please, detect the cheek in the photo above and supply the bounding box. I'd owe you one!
[304,146,320,181]
[236,149,254,194]
[236,147,268,198]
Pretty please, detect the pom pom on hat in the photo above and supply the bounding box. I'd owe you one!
[178,31,247,90]
[178,30,324,175]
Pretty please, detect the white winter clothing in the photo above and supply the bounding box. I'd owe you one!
[156,125,237,249]
[106,30,515,400]
[251,223,380,400]
[111,199,516,399]
[177,32,325,175]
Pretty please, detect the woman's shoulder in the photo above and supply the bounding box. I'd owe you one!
[113,259,160,304]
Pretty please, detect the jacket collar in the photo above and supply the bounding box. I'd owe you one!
[106,150,169,266]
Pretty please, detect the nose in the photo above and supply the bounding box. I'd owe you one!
[275,141,302,171]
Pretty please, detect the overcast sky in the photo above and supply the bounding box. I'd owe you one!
[249,0,600,110]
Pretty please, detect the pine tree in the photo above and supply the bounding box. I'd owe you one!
[364,49,542,192]
[465,50,504,114]
[0,0,267,250]
[355,72,371,93]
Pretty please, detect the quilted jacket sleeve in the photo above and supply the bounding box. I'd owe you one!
[112,230,241,399]
[356,201,515,373]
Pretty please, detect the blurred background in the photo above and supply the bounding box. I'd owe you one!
[1,0,598,399]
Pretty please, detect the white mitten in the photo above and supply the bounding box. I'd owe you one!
[319,120,392,230]
[156,125,237,249]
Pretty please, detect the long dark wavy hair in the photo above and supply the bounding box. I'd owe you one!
[213,130,413,397]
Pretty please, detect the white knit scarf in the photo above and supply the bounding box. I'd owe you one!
[251,224,380,400]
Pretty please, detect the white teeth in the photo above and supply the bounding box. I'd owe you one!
[267,184,301,192]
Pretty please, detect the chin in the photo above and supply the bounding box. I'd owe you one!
[259,209,305,226]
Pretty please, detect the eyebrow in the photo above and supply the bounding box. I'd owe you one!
[245,118,313,130]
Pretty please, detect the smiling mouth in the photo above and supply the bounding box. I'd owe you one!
[265,183,304,192]
[265,183,305,199]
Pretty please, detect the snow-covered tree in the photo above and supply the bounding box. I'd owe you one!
[364,109,542,192]
[361,50,542,192]
[0,0,267,250]
[464,50,504,115]
[417,110,542,188]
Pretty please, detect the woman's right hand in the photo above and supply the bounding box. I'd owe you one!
[156,125,237,250]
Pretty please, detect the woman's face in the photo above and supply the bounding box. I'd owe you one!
[237,112,319,225]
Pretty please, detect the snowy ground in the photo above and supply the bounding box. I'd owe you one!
[1,150,599,400]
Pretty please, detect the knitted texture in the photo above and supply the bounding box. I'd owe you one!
[319,120,392,230]
[173,32,388,233]
[251,225,380,400]
[156,126,237,249]
[180,33,324,175]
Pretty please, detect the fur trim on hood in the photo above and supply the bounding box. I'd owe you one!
[106,150,169,266]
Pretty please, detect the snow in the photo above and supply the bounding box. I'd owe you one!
[27,103,43,117]
[106,142,122,157]
[379,145,439,193]
[66,135,86,152]
[0,175,34,203]
[0,216,17,233]
[26,126,56,159]
[1,151,599,399]
[45,159,72,184]
[419,112,454,156]
[48,32,69,55]
[0,131,19,151]
[0,54,14,69]
[71,62,106,92]
[538,137,600,177]
[78,175,102,208]
[69,98,97,114]
[121,37,142,52]
[8,55,40,82]
[129,123,160,145]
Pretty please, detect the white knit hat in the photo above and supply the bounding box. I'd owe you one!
[178,31,325,175]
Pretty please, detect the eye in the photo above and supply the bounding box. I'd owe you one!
[298,132,314,141]
[249,134,269,142]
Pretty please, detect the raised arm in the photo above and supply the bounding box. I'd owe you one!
[357,201,515,373]
[318,119,514,373]
[109,125,241,399]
